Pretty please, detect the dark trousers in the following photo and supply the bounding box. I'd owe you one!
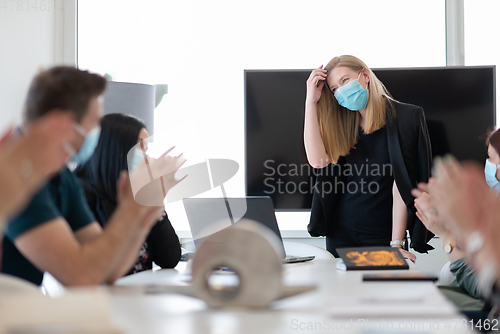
[326,225,392,257]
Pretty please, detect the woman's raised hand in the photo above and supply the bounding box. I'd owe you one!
[150,149,187,193]
[306,65,328,104]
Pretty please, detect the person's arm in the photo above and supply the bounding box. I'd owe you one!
[14,200,156,286]
[13,168,176,286]
[449,258,483,299]
[412,183,463,263]
[74,222,102,243]
[73,198,164,282]
[460,187,500,290]
[428,159,500,298]
[304,66,330,168]
[429,158,489,248]
[392,181,416,262]
[392,181,407,241]
[440,235,465,263]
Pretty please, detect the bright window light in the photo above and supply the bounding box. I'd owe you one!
[78,0,445,232]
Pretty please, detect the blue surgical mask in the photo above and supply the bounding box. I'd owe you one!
[71,124,101,165]
[485,159,500,192]
[129,147,147,172]
[334,72,369,111]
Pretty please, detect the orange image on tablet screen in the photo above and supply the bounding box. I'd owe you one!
[346,250,405,267]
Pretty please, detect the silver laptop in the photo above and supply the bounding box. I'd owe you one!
[182,196,315,263]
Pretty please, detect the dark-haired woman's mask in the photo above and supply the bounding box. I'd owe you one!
[130,147,148,172]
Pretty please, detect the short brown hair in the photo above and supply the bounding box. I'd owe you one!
[486,128,500,155]
[23,66,107,124]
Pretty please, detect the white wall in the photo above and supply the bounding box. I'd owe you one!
[0,7,54,131]
[0,0,75,133]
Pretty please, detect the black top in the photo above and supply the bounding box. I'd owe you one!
[333,126,393,235]
[78,178,181,273]
[2,168,95,285]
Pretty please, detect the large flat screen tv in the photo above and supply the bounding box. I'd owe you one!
[245,66,496,210]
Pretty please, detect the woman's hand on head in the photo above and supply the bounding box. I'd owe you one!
[305,65,328,105]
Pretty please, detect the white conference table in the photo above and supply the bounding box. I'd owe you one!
[111,258,478,334]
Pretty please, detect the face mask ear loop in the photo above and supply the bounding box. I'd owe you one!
[359,70,368,90]
[73,123,87,137]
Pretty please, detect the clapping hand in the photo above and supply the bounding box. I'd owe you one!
[412,181,453,240]
[127,146,187,207]
[0,112,74,219]
[428,157,488,244]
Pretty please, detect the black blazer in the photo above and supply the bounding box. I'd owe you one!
[307,100,435,253]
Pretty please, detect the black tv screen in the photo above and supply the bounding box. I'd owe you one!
[245,67,496,210]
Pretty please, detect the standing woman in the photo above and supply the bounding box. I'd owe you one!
[304,55,433,259]
[75,114,181,274]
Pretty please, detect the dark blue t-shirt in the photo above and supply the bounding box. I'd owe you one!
[1,168,95,285]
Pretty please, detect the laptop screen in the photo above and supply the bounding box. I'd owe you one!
[183,196,285,255]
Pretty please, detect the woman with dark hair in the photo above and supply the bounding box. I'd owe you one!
[75,113,181,274]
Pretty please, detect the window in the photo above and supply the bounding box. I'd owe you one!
[78,0,446,231]
[464,0,500,122]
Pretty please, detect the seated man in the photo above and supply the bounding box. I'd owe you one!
[0,113,74,271]
[1,67,183,286]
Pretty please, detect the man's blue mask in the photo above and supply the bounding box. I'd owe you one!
[71,124,101,165]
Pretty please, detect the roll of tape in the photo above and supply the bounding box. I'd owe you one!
[191,219,284,308]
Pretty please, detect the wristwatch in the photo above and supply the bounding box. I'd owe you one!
[390,239,406,248]
[443,242,456,254]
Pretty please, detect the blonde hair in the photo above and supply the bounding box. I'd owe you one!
[317,55,394,163]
